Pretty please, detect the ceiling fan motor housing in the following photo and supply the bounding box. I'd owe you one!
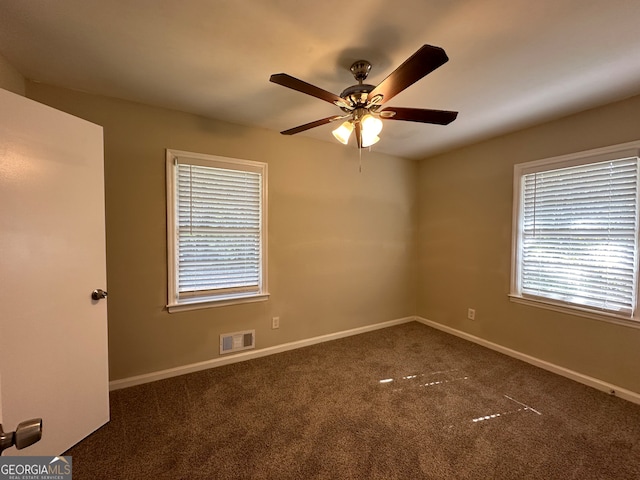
[339,83,375,110]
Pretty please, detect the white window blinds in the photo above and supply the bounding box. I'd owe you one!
[174,160,263,300]
[520,157,639,315]
[166,150,268,311]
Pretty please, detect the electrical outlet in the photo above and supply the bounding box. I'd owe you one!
[272,316,280,329]
[467,308,476,321]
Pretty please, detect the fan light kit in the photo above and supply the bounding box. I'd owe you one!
[270,44,458,149]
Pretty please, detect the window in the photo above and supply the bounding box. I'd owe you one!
[166,150,268,312]
[510,142,640,324]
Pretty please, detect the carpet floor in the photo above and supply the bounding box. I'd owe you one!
[66,321,640,479]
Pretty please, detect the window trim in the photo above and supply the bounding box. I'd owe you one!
[166,149,269,312]
[510,140,640,328]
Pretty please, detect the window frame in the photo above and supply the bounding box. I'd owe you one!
[166,149,269,312]
[510,140,640,328]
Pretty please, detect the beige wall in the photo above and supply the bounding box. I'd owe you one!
[0,52,25,95]
[26,81,417,381]
[23,78,640,394]
[417,93,640,393]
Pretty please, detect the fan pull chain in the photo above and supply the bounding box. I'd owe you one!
[359,147,362,173]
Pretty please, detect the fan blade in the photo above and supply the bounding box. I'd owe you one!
[270,73,348,107]
[281,116,343,135]
[367,45,449,105]
[380,107,458,125]
[355,121,362,149]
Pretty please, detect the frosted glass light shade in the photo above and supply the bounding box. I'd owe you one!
[361,134,380,148]
[361,114,383,136]
[332,121,354,145]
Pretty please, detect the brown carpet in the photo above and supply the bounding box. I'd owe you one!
[66,321,640,479]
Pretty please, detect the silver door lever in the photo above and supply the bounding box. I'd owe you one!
[0,419,43,455]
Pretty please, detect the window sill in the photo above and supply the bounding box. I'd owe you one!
[167,292,270,313]
[508,294,640,330]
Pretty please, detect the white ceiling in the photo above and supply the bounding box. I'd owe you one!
[1,0,640,159]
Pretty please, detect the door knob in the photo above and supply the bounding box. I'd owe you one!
[0,418,43,455]
[91,289,108,300]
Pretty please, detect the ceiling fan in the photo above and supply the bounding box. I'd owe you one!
[269,44,458,149]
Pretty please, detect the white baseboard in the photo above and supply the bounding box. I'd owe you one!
[415,316,640,405]
[109,316,415,391]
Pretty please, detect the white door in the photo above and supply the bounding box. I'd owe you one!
[0,88,109,456]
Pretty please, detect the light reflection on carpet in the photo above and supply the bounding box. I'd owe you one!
[472,395,542,423]
[378,369,468,391]
[378,372,543,427]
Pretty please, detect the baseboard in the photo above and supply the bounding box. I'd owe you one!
[415,316,640,406]
[109,316,415,391]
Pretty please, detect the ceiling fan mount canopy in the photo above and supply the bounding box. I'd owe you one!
[269,44,458,148]
[349,60,372,83]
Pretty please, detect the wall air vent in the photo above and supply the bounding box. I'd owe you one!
[220,329,255,355]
